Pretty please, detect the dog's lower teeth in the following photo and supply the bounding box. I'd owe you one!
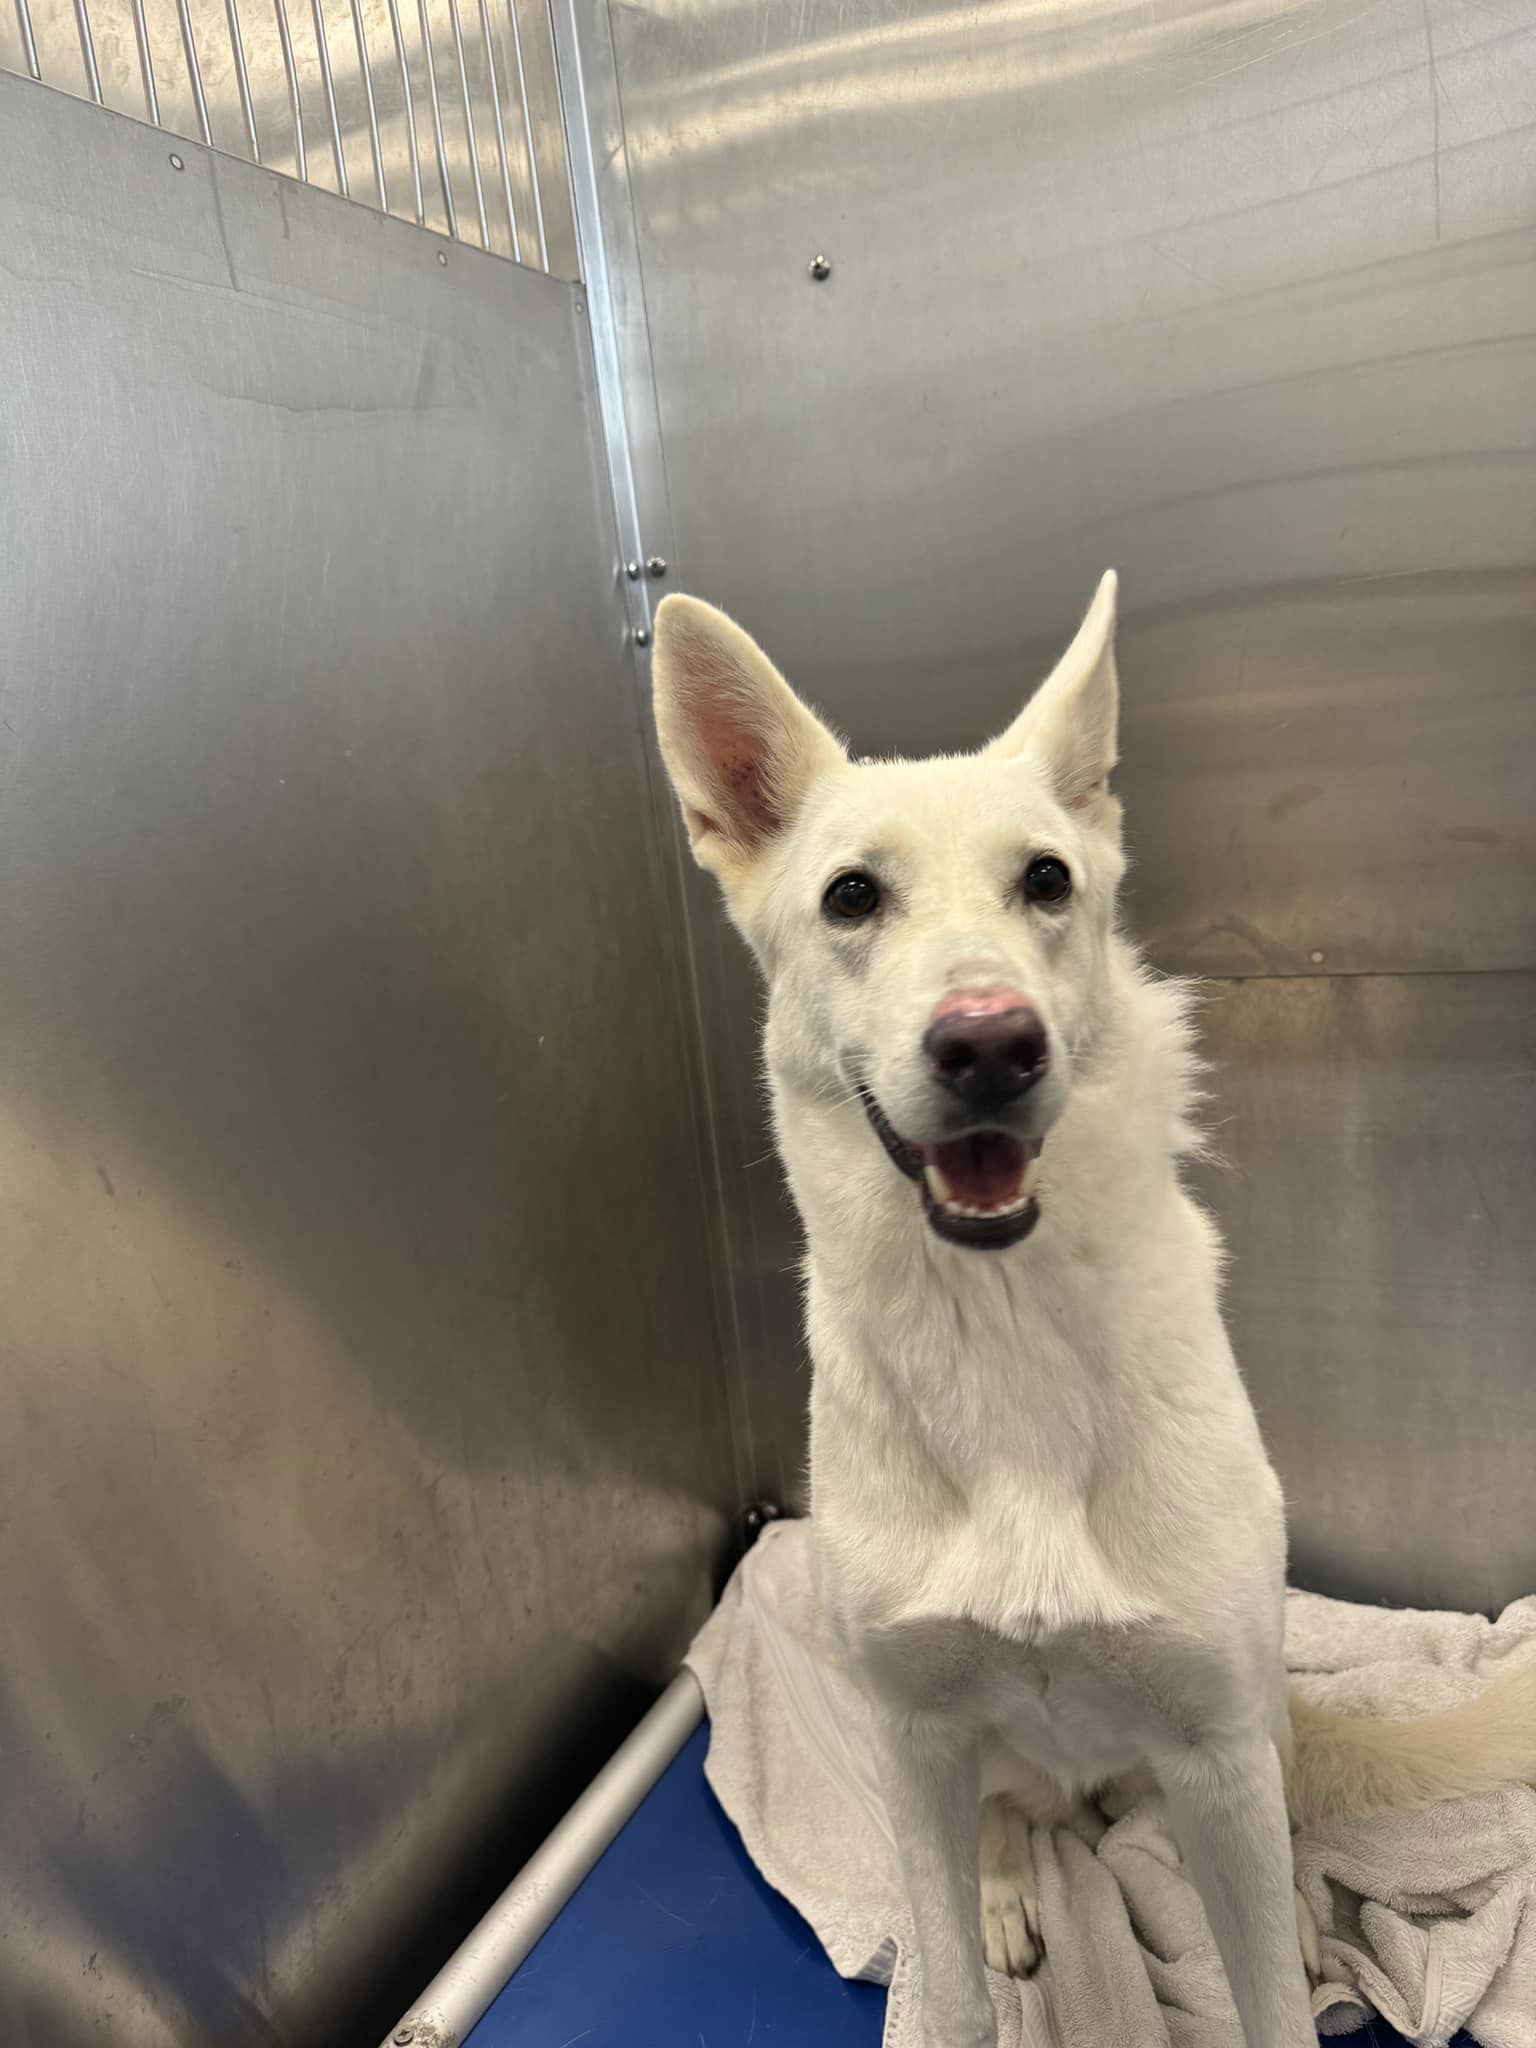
[936,1193,1032,1220]
[923,1148,1040,1223]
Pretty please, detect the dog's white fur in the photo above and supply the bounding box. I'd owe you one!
[652,578,1536,2048]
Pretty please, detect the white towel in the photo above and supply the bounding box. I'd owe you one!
[685,1519,1536,2048]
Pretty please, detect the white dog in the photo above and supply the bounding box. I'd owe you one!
[651,574,1536,2048]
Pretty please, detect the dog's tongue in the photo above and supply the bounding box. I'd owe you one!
[922,1131,1032,1212]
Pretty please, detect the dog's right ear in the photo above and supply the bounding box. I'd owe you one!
[651,596,846,883]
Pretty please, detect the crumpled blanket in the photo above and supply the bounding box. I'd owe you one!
[685,1518,1536,2047]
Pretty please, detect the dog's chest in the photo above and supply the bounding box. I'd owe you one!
[806,1242,1275,1649]
[812,1303,1172,1639]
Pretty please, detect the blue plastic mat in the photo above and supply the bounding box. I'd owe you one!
[473,1719,1460,2047]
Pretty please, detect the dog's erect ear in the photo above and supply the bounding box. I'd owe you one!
[987,571,1119,817]
[652,596,846,878]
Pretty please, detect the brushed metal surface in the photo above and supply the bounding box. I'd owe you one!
[0,0,578,272]
[1188,971,1536,1614]
[550,0,762,1506]
[602,0,1536,1595]
[0,77,732,2048]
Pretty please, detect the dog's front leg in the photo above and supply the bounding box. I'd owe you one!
[1159,1735,1314,2048]
[874,1710,994,2048]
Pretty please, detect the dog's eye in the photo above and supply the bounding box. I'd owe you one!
[824,871,881,921]
[1023,856,1072,906]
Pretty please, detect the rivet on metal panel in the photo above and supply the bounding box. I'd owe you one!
[624,562,641,581]
[1310,949,1326,964]
[574,300,585,316]
[437,251,448,266]
[743,1501,784,1545]
[808,254,832,281]
[646,557,667,579]
[169,152,185,171]
[633,628,650,647]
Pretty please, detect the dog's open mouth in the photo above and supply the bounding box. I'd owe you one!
[859,1088,1041,1250]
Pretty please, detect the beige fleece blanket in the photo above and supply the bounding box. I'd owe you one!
[685,1519,1536,2048]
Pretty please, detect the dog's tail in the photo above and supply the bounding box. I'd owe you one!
[1285,1666,1536,1828]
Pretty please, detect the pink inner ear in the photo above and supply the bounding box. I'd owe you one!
[713,733,777,844]
[679,659,781,846]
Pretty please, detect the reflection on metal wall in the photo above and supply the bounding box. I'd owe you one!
[0,0,577,270]
[1187,972,1536,1614]
[599,0,1536,1605]
[0,75,733,2048]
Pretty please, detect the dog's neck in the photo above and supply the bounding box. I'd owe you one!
[770,945,1249,1637]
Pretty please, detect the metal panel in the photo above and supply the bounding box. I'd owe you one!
[1186,972,1536,1614]
[549,0,763,1509]
[0,0,578,272]
[607,0,1536,975]
[599,0,1536,1598]
[806,577,1536,979]
[0,76,732,2048]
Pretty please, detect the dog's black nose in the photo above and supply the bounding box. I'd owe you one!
[923,1000,1048,1111]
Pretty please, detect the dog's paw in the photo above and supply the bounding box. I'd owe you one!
[979,1791,1042,1976]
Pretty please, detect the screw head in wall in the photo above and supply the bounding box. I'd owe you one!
[646,557,668,579]
[392,2029,415,2045]
[808,253,832,281]
[625,561,642,580]
[169,152,185,171]
[633,627,650,647]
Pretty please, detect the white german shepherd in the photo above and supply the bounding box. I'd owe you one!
[650,574,1536,2048]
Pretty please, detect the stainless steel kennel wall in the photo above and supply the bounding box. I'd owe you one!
[0,70,739,2048]
[583,0,1536,1611]
[3,5,1534,2041]
[0,0,577,269]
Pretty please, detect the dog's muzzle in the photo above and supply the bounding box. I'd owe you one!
[858,1087,1042,1251]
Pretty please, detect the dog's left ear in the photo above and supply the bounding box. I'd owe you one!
[987,571,1119,820]
[651,595,846,887]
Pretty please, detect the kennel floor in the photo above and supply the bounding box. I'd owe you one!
[470,1718,1468,2048]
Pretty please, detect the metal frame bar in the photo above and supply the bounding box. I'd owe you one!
[504,0,545,271]
[273,0,307,180]
[347,0,388,208]
[379,1670,704,2047]
[444,0,488,248]
[547,0,651,637]
[309,0,349,195]
[3,0,567,278]
[414,0,457,237]
[475,0,519,262]
[384,0,424,224]
[224,0,261,160]
[72,0,102,103]
[546,0,756,1498]
[129,0,159,122]
[13,0,40,79]
[174,0,212,143]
